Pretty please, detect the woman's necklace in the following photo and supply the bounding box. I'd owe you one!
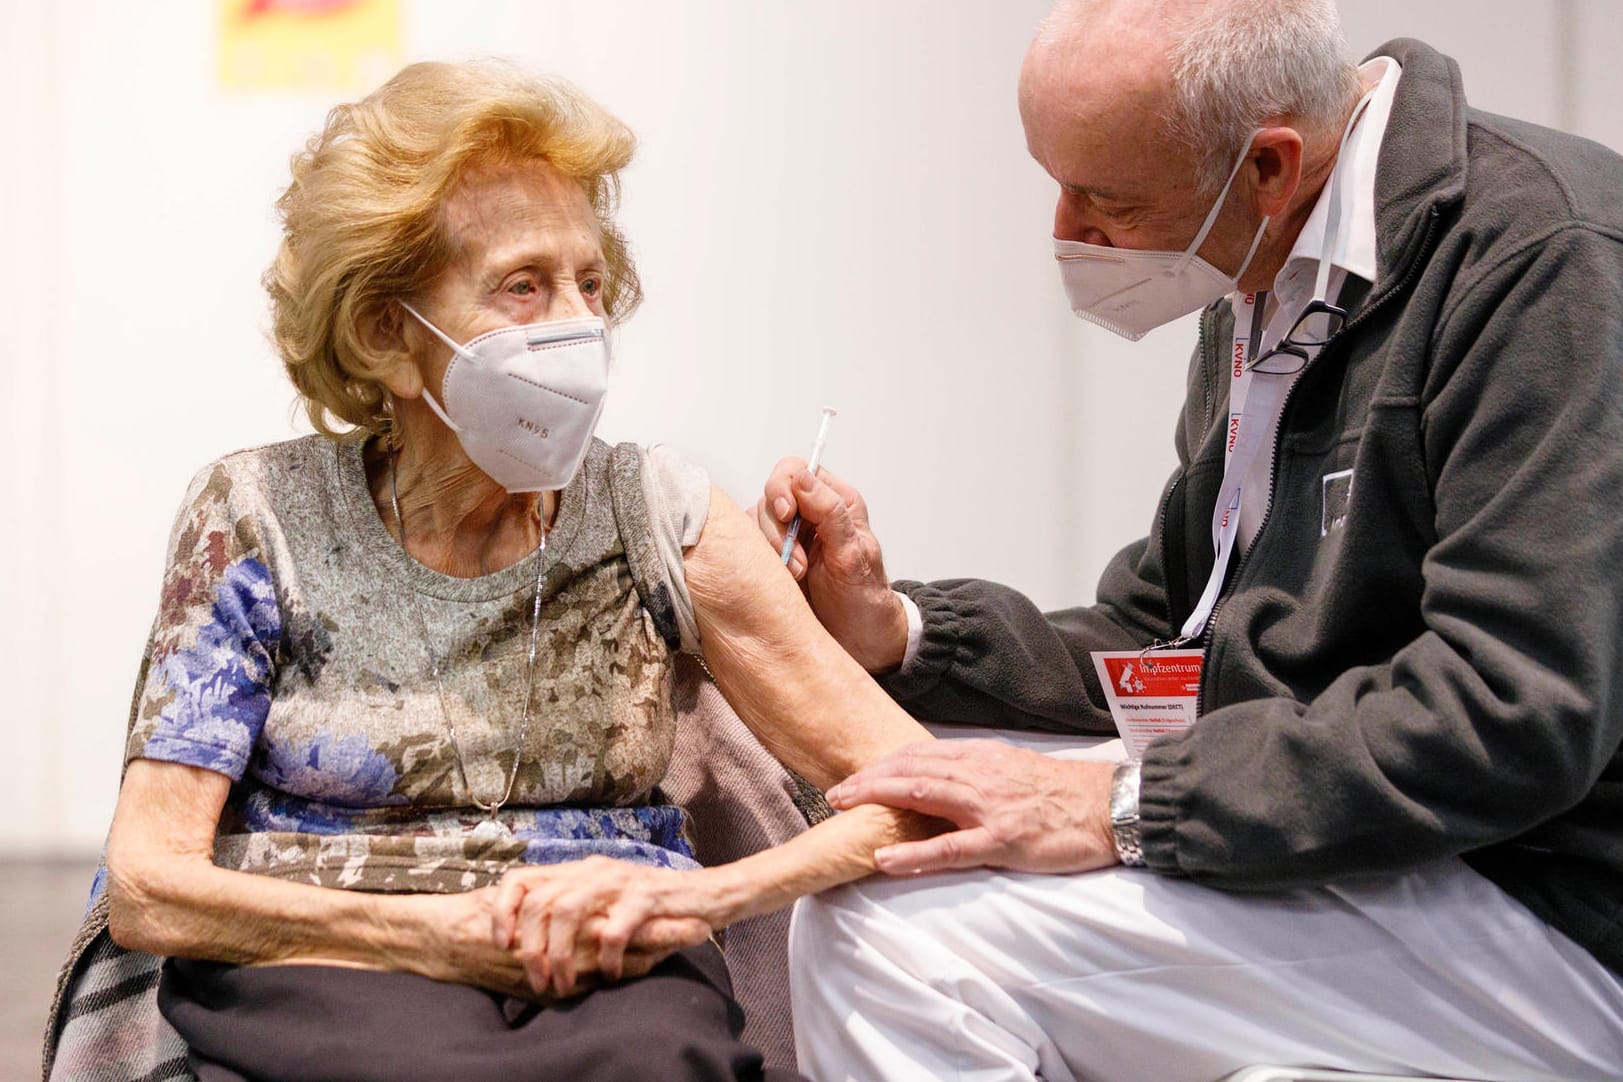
[390,452,547,840]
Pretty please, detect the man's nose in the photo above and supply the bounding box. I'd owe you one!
[1053,194,1111,246]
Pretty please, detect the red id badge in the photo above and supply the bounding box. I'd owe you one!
[1089,649,1205,759]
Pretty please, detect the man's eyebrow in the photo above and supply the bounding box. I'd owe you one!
[1062,181,1133,202]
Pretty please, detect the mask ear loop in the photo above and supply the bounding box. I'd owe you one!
[1174,129,1268,273]
[1231,215,1271,284]
[398,301,469,434]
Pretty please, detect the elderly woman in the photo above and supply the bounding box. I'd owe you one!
[84,61,933,1082]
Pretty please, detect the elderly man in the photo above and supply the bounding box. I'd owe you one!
[761,1,1623,1079]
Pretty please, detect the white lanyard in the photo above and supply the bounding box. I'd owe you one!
[1172,90,1375,645]
[1176,292,1278,641]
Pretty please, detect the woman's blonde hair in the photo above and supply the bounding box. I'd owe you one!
[266,60,642,441]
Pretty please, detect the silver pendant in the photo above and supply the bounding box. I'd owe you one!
[470,817,512,841]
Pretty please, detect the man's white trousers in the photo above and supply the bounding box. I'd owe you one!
[789,857,1623,1082]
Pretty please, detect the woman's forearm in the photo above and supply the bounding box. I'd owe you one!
[106,847,535,995]
[105,759,507,988]
[690,803,937,928]
[111,851,408,966]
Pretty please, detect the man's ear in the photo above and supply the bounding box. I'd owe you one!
[1248,125,1305,219]
[357,301,424,400]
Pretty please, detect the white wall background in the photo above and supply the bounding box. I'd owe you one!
[3,1,1619,855]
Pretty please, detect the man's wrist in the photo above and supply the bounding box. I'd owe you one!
[852,589,913,675]
[1109,760,1145,867]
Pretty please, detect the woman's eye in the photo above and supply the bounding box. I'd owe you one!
[509,279,537,296]
[581,277,602,297]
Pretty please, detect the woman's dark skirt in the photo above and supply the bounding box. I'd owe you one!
[159,944,804,1082]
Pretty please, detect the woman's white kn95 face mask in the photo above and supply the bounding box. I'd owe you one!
[400,302,610,494]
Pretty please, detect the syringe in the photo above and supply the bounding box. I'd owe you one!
[780,406,838,565]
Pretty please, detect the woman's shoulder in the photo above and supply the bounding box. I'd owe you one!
[187,432,337,485]
[638,444,711,544]
[585,438,712,548]
[172,434,343,512]
[584,438,708,503]
[160,434,350,562]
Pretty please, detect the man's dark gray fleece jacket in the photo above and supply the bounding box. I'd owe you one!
[883,39,1623,976]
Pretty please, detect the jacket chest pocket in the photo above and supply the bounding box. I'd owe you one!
[1266,424,1428,665]
[1251,339,1386,560]
[1275,431,1363,560]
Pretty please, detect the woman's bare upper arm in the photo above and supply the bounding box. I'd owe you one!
[683,486,930,785]
[108,759,234,869]
[684,486,822,642]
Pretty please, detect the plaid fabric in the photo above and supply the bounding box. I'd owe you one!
[45,897,192,1082]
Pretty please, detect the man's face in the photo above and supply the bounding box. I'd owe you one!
[1018,34,1255,267]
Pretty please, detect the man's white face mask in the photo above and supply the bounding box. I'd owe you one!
[1053,134,1270,341]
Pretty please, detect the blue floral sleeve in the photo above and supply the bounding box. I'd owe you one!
[126,463,281,781]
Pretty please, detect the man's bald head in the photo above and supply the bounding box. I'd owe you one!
[1023,0,1358,196]
[1030,0,1190,56]
[1020,1,1179,154]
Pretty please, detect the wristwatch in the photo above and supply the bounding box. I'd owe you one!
[1109,760,1146,867]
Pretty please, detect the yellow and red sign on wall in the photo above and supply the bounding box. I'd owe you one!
[218,0,402,92]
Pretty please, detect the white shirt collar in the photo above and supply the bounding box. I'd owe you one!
[1275,56,1402,303]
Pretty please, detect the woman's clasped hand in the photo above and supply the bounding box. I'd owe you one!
[490,859,720,998]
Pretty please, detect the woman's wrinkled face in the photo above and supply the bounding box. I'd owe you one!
[407,159,608,382]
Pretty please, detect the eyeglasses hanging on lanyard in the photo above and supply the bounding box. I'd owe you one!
[1245,297,1349,375]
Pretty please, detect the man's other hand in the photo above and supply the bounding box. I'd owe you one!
[825,740,1120,876]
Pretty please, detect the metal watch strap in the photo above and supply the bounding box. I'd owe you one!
[1109,759,1146,867]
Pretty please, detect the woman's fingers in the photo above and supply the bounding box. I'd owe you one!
[586,865,681,983]
[613,918,712,982]
[499,860,701,997]
[516,888,553,994]
[873,826,1000,876]
[492,879,519,948]
[546,888,587,997]
[595,890,656,981]
[492,867,544,947]
[641,916,711,950]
